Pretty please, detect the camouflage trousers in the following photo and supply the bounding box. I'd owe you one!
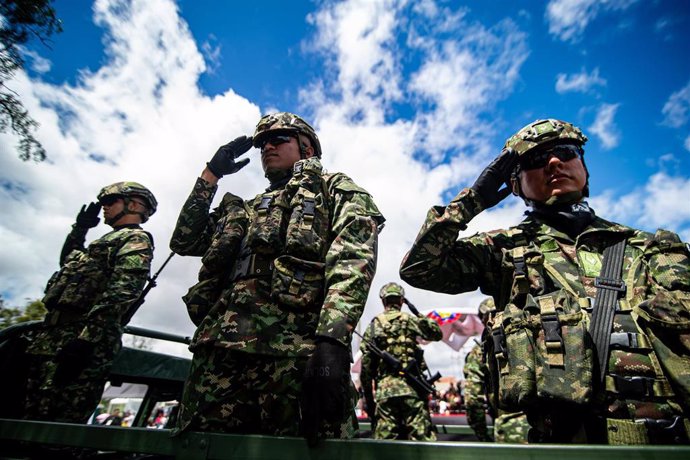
[494,411,529,444]
[465,403,492,442]
[178,346,357,438]
[23,341,117,423]
[374,395,436,441]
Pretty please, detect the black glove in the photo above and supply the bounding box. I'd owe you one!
[53,339,95,386]
[301,338,351,446]
[206,135,254,178]
[75,202,101,229]
[470,148,518,210]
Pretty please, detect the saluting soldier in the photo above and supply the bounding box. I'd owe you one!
[24,182,156,423]
[401,119,690,444]
[171,112,384,443]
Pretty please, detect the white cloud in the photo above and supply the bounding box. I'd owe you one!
[555,67,606,94]
[20,47,53,74]
[545,0,639,42]
[0,0,538,380]
[590,172,690,236]
[685,134,690,152]
[661,79,690,128]
[588,102,621,149]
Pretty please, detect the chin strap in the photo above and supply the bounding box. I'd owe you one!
[104,197,149,225]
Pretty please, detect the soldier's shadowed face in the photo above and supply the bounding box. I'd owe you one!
[517,153,587,203]
[261,135,312,174]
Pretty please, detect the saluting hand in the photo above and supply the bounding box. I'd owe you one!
[206,135,254,178]
[470,148,518,210]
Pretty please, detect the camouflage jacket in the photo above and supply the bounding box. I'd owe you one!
[32,225,153,354]
[400,187,690,423]
[360,310,442,401]
[171,157,384,357]
[463,342,492,441]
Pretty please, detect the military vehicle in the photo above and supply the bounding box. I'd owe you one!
[1,322,688,459]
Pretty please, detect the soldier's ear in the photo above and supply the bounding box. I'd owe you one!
[511,175,520,196]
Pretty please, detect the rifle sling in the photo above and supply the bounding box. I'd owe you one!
[589,238,627,383]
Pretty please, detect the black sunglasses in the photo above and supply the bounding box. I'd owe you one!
[518,144,582,171]
[258,134,295,151]
[99,195,122,206]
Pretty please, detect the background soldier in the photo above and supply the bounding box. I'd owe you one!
[401,119,690,444]
[24,182,156,423]
[359,282,442,441]
[463,298,494,442]
[171,112,384,443]
[464,298,529,443]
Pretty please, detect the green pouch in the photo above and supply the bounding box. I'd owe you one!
[271,255,325,311]
[635,288,690,409]
[488,303,538,411]
[182,275,226,326]
[533,290,593,405]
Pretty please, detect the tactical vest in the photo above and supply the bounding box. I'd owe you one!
[373,312,424,377]
[483,218,690,443]
[42,227,152,322]
[183,158,336,326]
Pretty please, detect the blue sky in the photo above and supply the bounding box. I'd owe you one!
[3,0,689,376]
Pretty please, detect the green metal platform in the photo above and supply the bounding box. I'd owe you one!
[2,419,690,460]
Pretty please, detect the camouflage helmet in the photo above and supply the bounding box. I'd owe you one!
[478,298,496,317]
[379,282,405,299]
[97,182,157,222]
[253,112,322,158]
[504,119,587,158]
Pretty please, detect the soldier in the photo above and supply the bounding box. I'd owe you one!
[463,298,494,442]
[464,298,529,443]
[24,182,156,423]
[170,112,384,443]
[400,119,690,444]
[359,282,442,441]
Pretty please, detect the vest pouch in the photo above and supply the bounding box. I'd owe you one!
[201,202,247,272]
[182,273,228,327]
[271,255,325,311]
[47,245,110,312]
[42,269,68,310]
[245,192,289,254]
[284,189,329,261]
[532,289,593,405]
[634,288,690,409]
[487,303,538,411]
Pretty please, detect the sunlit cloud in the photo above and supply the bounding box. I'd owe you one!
[545,0,639,42]
[661,79,690,128]
[588,102,620,149]
[555,67,606,94]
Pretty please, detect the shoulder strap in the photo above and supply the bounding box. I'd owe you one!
[589,238,627,383]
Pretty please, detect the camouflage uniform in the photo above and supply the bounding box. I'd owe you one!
[400,184,690,443]
[172,154,384,436]
[359,286,442,441]
[463,342,493,441]
[24,184,154,423]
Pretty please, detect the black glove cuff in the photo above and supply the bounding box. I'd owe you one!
[205,161,223,179]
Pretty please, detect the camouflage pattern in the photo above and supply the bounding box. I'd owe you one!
[253,112,322,158]
[171,156,383,436]
[463,342,492,441]
[493,411,529,444]
[98,181,157,220]
[25,225,153,423]
[379,282,405,299]
[359,307,442,440]
[400,187,690,443]
[177,347,358,437]
[504,119,587,157]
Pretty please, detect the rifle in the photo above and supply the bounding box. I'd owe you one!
[354,328,441,396]
[121,251,175,325]
[403,297,422,317]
